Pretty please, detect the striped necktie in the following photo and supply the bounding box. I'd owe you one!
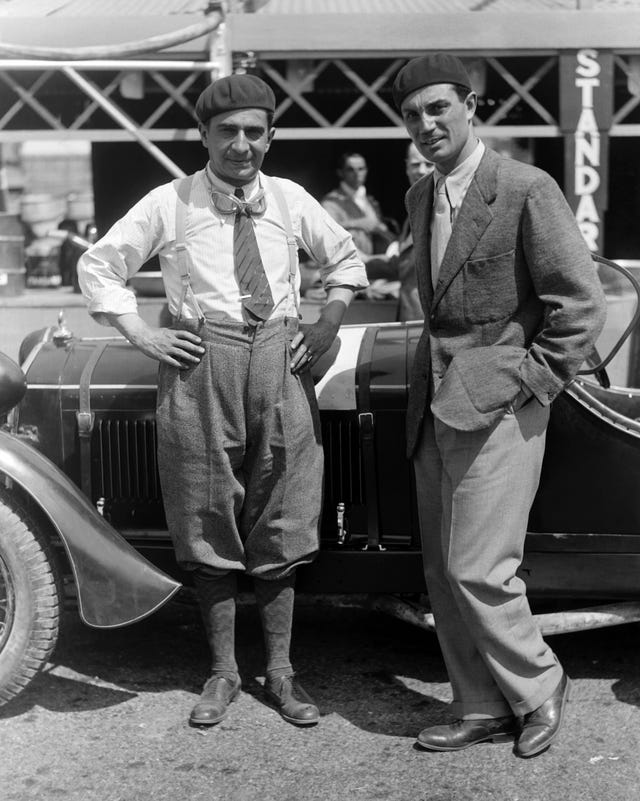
[233,187,274,321]
[430,176,452,289]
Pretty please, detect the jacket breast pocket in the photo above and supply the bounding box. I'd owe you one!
[462,249,518,324]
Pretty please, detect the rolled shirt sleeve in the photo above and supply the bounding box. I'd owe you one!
[78,173,369,326]
[77,189,165,322]
[293,184,369,292]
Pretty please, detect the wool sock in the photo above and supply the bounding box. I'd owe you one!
[192,567,238,682]
[254,572,296,683]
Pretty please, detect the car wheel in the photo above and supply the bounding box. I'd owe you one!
[0,488,60,705]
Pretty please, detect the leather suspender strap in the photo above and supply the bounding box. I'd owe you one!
[76,341,107,501]
[174,174,205,323]
[264,176,300,317]
[356,327,384,552]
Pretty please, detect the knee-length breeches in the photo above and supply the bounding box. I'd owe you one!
[156,317,324,579]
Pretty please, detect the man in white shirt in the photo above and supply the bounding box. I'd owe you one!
[392,53,606,757]
[321,152,393,257]
[78,73,368,729]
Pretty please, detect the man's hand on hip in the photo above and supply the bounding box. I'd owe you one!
[290,316,340,374]
[289,287,354,374]
[106,312,204,368]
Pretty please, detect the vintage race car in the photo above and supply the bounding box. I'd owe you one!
[1,255,640,706]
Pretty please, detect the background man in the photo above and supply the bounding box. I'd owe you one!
[382,142,434,321]
[392,53,606,757]
[78,73,367,729]
[321,152,394,257]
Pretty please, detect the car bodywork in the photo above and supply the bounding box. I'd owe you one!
[0,428,179,628]
[1,254,640,704]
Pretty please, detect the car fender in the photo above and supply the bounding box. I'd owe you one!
[0,428,181,629]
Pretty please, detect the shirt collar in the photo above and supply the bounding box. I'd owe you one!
[339,181,367,203]
[433,140,485,210]
[205,164,262,199]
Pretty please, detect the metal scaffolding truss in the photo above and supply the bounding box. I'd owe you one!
[258,52,640,139]
[1,50,639,159]
[259,54,564,140]
[0,59,219,176]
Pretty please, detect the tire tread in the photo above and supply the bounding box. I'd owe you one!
[0,487,60,706]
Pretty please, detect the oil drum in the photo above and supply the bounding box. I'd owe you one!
[0,213,26,296]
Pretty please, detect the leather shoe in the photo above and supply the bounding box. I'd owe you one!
[515,672,571,758]
[189,674,241,726]
[416,716,518,751]
[264,674,319,726]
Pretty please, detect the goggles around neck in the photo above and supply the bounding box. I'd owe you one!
[209,188,267,217]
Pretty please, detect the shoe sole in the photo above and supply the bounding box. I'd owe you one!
[280,711,320,727]
[516,676,572,758]
[415,730,518,751]
[189,683,241,727]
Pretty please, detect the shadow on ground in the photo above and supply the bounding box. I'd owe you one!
[3,598,640,736]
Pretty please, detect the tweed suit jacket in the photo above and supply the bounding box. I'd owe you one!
[405,145,607,455]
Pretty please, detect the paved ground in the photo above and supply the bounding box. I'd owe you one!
[1,596,639,801]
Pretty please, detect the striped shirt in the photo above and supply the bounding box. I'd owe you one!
[78,167,368,324]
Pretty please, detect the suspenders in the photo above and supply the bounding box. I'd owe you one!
[174,174,204,324]
[173,172,300,322]
[263,175,300,318]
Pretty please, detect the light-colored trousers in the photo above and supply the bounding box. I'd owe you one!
[413,399,564,719]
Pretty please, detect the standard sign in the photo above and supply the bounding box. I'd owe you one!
[560,49,613,254]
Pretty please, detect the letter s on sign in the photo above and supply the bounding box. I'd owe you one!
[576,49,600,79]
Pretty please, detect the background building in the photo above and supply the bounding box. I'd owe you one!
[1,0,640,257]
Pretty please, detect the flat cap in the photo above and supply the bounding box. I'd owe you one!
[196,73,276,123]
[392,53,472,109]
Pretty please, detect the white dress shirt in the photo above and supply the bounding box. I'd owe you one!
[431,140,485,227]
[78,167,368,324]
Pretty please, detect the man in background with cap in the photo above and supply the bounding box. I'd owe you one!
[391,53,606,757]
[78,73,367,728]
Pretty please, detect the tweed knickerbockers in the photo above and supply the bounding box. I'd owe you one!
[156,317,323,579]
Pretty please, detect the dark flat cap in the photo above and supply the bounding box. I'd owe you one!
[392,53,472,109]
[196,73,276,123]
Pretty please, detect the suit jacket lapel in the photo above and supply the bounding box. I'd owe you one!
[409,175,435,311]
[431,148,499,310]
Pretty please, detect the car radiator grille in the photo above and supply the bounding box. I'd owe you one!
[92,412,366,536]
[95,417,161,501]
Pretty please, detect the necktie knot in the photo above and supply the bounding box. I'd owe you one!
[435,177,451,217]
[234,187,251,217]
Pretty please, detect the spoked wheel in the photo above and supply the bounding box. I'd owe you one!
[0,487,60,705]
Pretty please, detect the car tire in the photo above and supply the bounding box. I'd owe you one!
[0,488,60,705]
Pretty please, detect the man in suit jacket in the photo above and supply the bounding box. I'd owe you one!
[392,53,606,757]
